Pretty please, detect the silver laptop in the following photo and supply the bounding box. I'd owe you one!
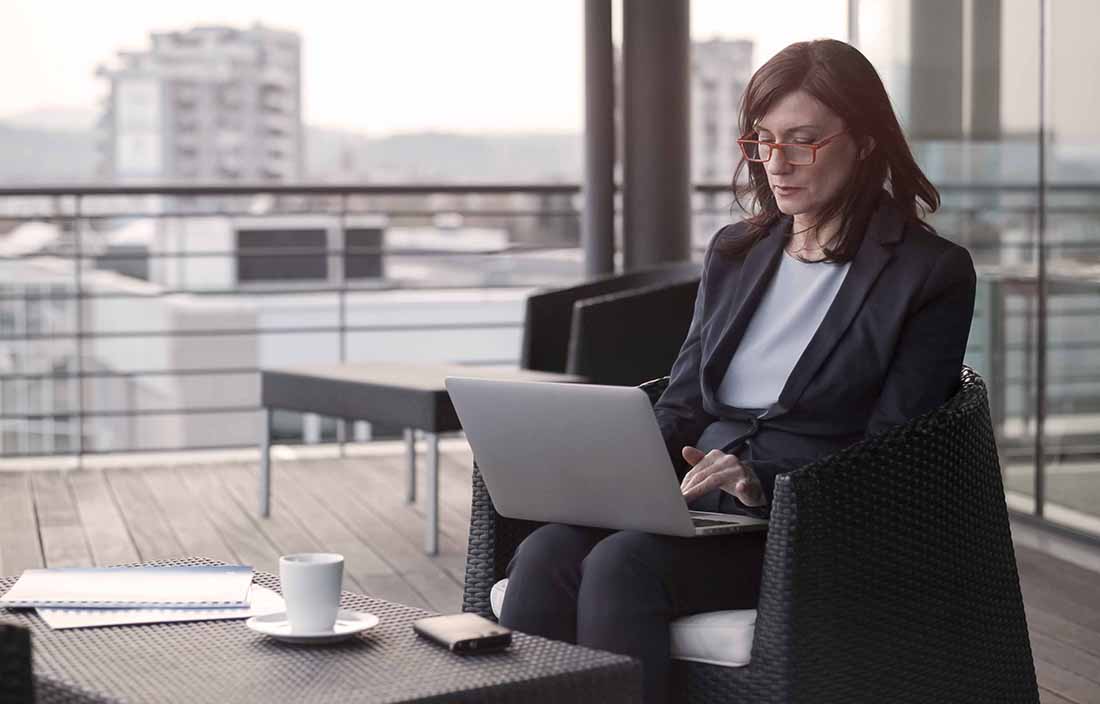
[445,377,768,537]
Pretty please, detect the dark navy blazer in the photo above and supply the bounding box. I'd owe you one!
[654,192,977,516]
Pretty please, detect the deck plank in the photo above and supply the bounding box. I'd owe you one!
[0,473,43,574]
[286,458,463,613]
[1017,545,1100,625]
[219,464,324,558]
[1039,687,1076,704]
[176,465,283,576]
[140,465,237,564]
[31,471,93,568]
[1029,631,1100,692]
[67,470,140,567]
[261,460,426,607]
[106,467,188,562]
[1033,657,1100,704]
[219,464,364,595]
[1025,604,1100,660]
[323,457,469,576]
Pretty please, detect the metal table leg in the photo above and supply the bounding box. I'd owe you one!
[425,432,439,556]
[259,407,272,517]
[404,428,417,503]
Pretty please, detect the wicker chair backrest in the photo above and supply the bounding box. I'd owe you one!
[752,366,1038,702]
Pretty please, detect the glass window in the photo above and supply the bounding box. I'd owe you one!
[1040,0,1100,533]
[854,0,1043,516]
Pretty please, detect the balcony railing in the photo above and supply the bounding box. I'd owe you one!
[0,182,1097,473]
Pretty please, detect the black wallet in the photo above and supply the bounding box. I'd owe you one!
[412,613,513,653]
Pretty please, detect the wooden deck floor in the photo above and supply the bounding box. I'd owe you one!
[1,444,1098,703]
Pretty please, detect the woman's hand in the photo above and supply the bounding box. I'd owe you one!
[680,446,768,507]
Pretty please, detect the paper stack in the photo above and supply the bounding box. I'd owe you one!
[0,565,285,630]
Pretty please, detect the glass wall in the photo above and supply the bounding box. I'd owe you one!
[1039,0,1100,535]
[851,0,1098,537]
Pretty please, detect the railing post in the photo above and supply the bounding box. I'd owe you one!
[986,277,1006,461]
[74,193,84,469]
[338,192,348,458]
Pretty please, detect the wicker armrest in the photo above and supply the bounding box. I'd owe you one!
[462,463,545,618]
[748,367,1036,701]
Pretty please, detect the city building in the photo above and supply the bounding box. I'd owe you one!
[691,38,753,186]
[690,38,753,247]
[95,23,303,183]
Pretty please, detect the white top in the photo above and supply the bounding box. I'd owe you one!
[717,250,852,410]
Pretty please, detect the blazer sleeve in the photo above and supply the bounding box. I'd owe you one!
[653,229,723,479]
[865,243,977,437]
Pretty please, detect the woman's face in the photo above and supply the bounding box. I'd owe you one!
[752,90,863,223]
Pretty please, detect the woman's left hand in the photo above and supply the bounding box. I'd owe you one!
[680,446,768,507]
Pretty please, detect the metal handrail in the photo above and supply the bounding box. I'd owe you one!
[3,181,1100,196]
[2,182,1099,462]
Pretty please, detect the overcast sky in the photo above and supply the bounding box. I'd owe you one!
[1,0,846,135]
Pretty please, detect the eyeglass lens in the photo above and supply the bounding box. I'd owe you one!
[745,142,815,165]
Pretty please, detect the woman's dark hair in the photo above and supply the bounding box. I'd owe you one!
[719,39,939,261]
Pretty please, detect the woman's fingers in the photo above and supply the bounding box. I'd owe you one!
[680,447,713,490]
[683,449,732,484]
[735,477,767,507]
[681,446,706,464]
[682,456,746,496]
[680,451,769,507]
[682,453,735,492]
[682,465,743,502]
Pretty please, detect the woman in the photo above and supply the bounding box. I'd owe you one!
[499,39,976,704]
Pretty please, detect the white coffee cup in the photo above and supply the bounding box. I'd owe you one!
[279,553,344,634]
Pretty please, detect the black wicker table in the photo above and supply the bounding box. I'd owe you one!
[0,558,641,703]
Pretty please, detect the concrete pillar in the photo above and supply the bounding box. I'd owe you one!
[622,0,692,270]
[968,0,1002,139]
[583,0,615,276]
[909,0,965,139]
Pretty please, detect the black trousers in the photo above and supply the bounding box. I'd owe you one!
[498,524,767,704]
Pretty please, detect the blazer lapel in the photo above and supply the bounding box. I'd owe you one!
[767,197,905,418]
[702,218,788,393]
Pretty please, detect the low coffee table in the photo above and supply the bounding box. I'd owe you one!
[260,363,581,555]
[0,558,641,703]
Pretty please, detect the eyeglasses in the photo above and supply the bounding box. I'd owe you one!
[736,129,848,166]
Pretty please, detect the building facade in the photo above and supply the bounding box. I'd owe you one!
[95,24,303,182]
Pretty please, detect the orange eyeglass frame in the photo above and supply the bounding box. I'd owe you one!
[736,129,849,165]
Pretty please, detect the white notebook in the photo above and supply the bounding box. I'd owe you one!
[0,565,254,609]
[36,585,285,630]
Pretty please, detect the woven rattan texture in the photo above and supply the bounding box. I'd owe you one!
[462,367,1039,703]
[1,558,640,704]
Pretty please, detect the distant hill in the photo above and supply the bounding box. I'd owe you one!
[0,122,99,184]
[0,112,582,185]
[305,127,581,183]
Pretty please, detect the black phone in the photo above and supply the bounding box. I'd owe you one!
[412,613,513,654]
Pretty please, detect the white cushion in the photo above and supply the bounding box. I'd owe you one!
[489,578,754,668]
[490,578,509,618]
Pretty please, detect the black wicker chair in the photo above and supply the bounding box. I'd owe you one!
[566,277,701,386]
[462,366,1039,703]
[521,263,700,378]
[0,622,33,703]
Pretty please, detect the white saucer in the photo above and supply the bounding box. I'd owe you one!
[246,610,379,644]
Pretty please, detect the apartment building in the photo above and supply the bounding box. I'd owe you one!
[95,23,303,182]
